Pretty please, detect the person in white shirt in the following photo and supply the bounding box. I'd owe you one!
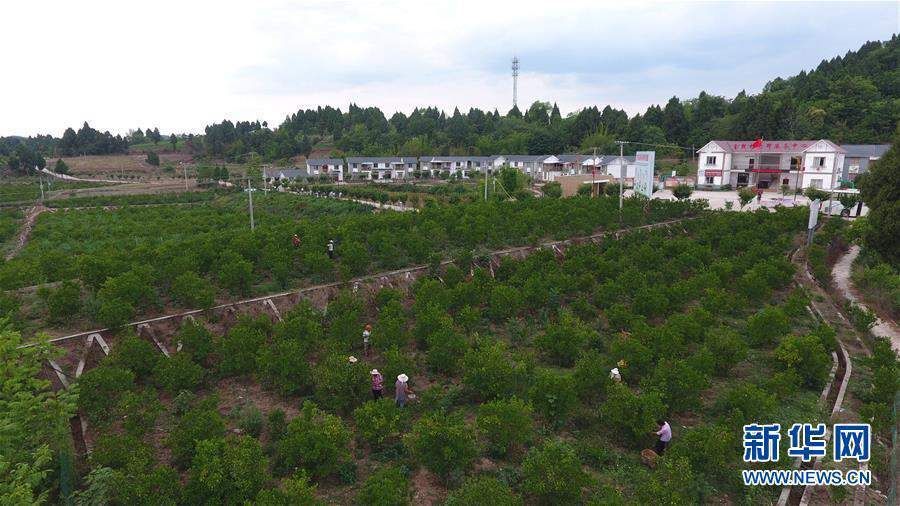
[655,419,672,455]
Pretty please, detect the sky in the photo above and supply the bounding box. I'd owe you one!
[1,0,898,137]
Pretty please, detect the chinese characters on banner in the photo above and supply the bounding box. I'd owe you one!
[742,423,870,463]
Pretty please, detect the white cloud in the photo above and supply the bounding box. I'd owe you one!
[0,0,896,136]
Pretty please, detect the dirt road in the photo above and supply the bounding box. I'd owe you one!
[832,245,899,352]
[5,205,50,260]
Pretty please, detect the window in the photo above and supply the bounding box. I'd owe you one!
[810,179,823,189]
[705,176,715,184]
[814,156,826,168]
[849,164,860,173]
[782,178,790,185]
[706,156,717,165]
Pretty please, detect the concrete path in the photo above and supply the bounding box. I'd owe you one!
[5,205,50,260]
[832,245,900,352]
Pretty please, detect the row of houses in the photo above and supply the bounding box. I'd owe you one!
[266,154,649,183]
[696,139,890,191]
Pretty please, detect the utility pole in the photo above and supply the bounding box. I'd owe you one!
[511,56,520,108]
[592,147,598,197]
[247,178,255,231]
[35,166,45,202]
[183,163,188,191]
[615,140,626,211]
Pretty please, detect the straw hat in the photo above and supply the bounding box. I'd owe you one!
[397,374,409,382]
[365,324,372,330]
[370,369,380,375]
[348,356,358,363]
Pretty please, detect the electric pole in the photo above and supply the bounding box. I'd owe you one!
[511,56,520,108]
[615,140,626,211]
[247,178,255,231]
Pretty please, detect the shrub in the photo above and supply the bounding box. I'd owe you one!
[672,184,693,200]
[737,187,756,208]
[744,305,790,346]
[424,317,467,375]
[713,383,777,424]
[381,345,416,392]
[253,471,321,505]
[774,334,831,389]
[170,271,216,309]
[233,404,264,438]
[217,316,269,376]
[97,298,134,328]
[704,327,749,375]
[404,411,477,480]
[600,383,665,448]
[154,352,204,394]
[274,401,351,478]
[445,476,523,506]
[529,369,577,428]
[572,350,614,402]
[669,424,738,491]
[175,320,215,364]
[542,182,562,198]
[373,298,408,349]
[146,151,160,166]
[168,397,226,468]
[520,440,588,505]
[487,285,521,322]
[534,310,595,367]
[845,302,877,333]
[461,338,527,400]
[39,280,82,323]
[353,398,403,449]
[256,337,313,396]
[185,436,268,505]
[77,365,135,425]
[107,333,161,379]
[90,433,153,470]
[642,359,709,412]
[117,388,163,437]
[218,251,254,295]
[355,466,410,506]
[476,397,534,457]
[313,352,369,414]
[635,455,701,505]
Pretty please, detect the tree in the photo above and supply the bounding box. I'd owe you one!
[353,399,403,449]
[167,397,226,468]
[542,181,562,198]
[534,309,594,366]
[77,366,136,425]
[218,251,254,295]
[476,397,534,457]
[185,436,268,505]
[217,316,269,376]
[600,383,665,448]
[54,158,69,174]
[404,412,477,480]
[745,305,790,346]
[857,128,899,264]
[774,334,831,388]
[273,401,351,479]
[738,187,756,209]
[169,133,178,151]
[445,476,523,506]
[253,472,321,505]
[461,338,527,400]
[313,352,369,414]
[355,466,410,506]
[672,183,693,200]
[170,271,215,309]
[520,440,588,505]
[146,151,160,166]
[154,352,205,394]
[0,327,77,504]
[38,280,82,323]
[529,368,577,427]
[256,337,313,396]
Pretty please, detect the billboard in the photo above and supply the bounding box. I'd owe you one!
[634,151,656,198]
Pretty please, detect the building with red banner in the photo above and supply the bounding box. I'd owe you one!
[696,139,845,191]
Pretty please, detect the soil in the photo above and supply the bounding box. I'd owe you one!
[5,204,50,260]
[410,468,446,506]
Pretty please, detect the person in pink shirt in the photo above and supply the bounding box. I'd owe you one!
[655,419,672,455]
[370,369,384,400]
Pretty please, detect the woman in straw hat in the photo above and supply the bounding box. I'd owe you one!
[395,373,412,407]
[370,369,384,400]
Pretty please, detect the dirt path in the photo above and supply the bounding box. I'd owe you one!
[832,245,900,352]
[5,205,50,260]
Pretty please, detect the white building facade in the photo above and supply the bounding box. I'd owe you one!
[696,140,846,190]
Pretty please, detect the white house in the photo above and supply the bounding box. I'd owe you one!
[346,157,417,180]
[419,156,494,178]
[696,139,846,190]
[601,155,638,180]
[541,155,587,181]
[306,158,345,181]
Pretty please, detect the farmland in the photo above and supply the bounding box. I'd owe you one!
[21,205,874,505]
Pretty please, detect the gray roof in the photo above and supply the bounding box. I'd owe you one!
[501,155,546,162]
[420,156,495,163]
[600,155,636,164]
[307,158,344,166]
[347,156,418,165]
[266,168,310,179]
[841,144,890,159]
[556,154,589,163]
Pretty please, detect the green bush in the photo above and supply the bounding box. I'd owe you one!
[476,397,534,457]
[745,305,790,346]
[353,398,403,449]
[669,424,739,491]
[217,316,269,376]
[635,455,701,505]
[461,338,527,401]
[39,280,82,323]
[703,327,749,375]
[487,285,521,322]
[218,251,254,295]
[256,337,313,396]
[520,439,588,505]
[108,334,161,379]
[90,433,153,470]
[233,404,264,438]
[572,349,613,402]
[117,388,163,437]
[529,369,577,428]
[253,471,321,505]
[274,401,351,479]
[404,411,477,480]
[355,466,410,506]
[774,334,832,389]
[534,310,595,367]
[313,352,369,414]
[154,352,205,394]
[445,476,523,506]
[600,383,665,448]
[77,365,136,426]
[185,435,268,505]
[424,317,467,375]
[168,397,226,468]
[672,184,693,200]
[170,271,216,309]
[713,383,777,424]
[175,320,215,364]
[643,359,710,413]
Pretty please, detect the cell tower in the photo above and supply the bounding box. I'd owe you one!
[511,56,520,108]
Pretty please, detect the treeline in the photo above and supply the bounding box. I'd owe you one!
[57,122,129,156]
[198,36,898,162]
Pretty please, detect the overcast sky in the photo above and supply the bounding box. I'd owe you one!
[2,0,897,137]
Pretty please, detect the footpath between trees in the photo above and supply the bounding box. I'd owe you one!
[832,245,900,353]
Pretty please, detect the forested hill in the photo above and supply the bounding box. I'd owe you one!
[2,35,897,169]
[200,35,900,161]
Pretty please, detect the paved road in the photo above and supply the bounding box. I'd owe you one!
[652,189,869,214]
[832,245,899,352]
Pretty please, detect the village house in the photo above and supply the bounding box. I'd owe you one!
[419,156,494,178]
[696,139,846,190]
[840,144,890,183]
[346,157,418,180]
[306,158,345,181]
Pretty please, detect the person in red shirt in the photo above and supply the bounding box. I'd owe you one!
[370,369,384,400]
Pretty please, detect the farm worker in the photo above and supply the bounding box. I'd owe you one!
[609,367,622,383]
[395,374,412,408]
[348,356,358,364]
[327,239,335,259]
[291,234,301,248]
[363,324,372,357]
[756,188,763,202]
[654,419,672,455]
[370,369,384,399]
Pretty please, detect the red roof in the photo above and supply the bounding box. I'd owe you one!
[711,140,814,153]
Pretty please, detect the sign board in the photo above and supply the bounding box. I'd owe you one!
[808,199,821,229]
[633,151,656,198]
